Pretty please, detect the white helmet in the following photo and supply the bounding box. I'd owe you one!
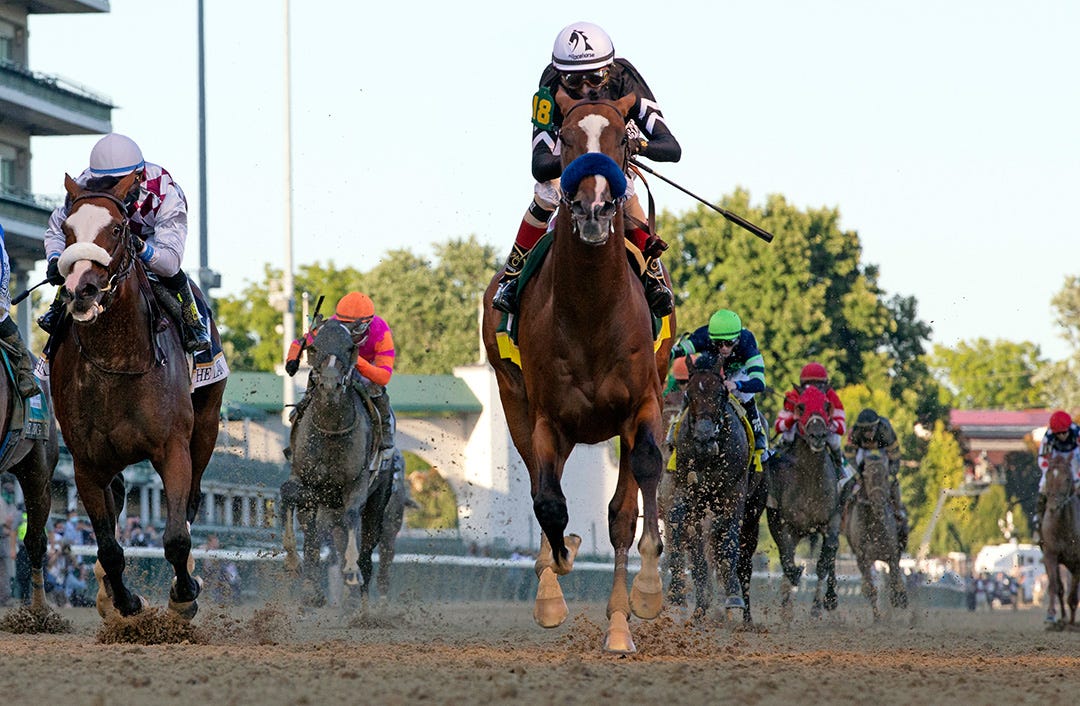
[88,133,145,178]
[551,22,614,72]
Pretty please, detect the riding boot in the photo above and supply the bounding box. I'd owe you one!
[640,257,674,318]
[37,292,67,335]
[492,243,531,314]
[370,387,394,451]
[743,397,768,473]
[153,273,211,353]
[831,446,854,492]
[1033,493,1047,543]
[0,320,41,398]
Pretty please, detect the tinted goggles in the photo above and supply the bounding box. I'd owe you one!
[561,69,609,91]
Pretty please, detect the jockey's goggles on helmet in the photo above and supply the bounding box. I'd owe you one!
[715,338,737,350]
[561,68,609,91]
[347,316,373,339]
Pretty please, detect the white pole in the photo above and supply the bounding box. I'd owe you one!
[281,0,296,425]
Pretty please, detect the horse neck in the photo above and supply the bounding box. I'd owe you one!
[548,211,633,311]
[73,273,153,358]
[793,435,834,494]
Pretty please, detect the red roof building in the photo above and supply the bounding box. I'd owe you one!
[949,409,1049,481]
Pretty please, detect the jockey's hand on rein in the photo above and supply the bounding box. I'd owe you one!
[46,258,64,286]
[284,359,299,377]
[643,235,669,259]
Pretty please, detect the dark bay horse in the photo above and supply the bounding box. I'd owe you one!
[2,376,59,612]
[51,173,225,619]
[481,90,674,653]
[659,386,688,603]
[1040,452,1080,629]
[765,385,841,620]
[281,319,391,608]
[844,450,908,620]
[374,448,414,599]
[666,362,764,622]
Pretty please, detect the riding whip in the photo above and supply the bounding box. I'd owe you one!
[11,278,50,306]
[628,158,774,243]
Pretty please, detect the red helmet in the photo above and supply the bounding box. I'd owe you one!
[799,362,829,385]
[1049,410,1073,434]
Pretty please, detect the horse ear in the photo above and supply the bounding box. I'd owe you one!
[614,93,636,118]
[64,173,81,200]
[554,87,575,115]
[113,172,138,201]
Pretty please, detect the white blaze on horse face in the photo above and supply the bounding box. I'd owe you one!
[65,203,113,244]
[64,260,95,294]
[577,114,611,154]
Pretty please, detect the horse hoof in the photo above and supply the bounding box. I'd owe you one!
[724,596,746,610]
[169,576,202,620]
[603,611,637,654]
[534,567,568,628]
[630,574,663,620]
[344,572,360,587]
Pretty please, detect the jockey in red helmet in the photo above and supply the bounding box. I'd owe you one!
[1033,410,1080,541]
[774,362,851,486]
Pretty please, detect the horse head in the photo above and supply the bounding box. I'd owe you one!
[306,319,359,404]
[58,172,139,324]
[684,360,728,454]
[1044,451,1076,509]
[795,385,831,453]
[554,91,636,245]
[858,450,890,506]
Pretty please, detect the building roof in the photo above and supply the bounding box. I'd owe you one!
[222,371,482,418]
[950,409,1051,441]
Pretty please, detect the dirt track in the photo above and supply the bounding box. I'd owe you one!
[1,597,1078,705]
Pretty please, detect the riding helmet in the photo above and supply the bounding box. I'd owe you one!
[854,409,880,428]
[551,22,615,72]
[88,134,145,177]
[1049,410,1073,434]
[800,362,829,384]
[707,309,741,341]
[335,292,375,322]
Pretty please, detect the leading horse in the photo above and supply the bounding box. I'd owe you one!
[481,90,674,653]
[1040,451,1080,629]
[765,385,842,620]
[50,173,225,619]
[666,361,765,622]
[281,318,391,608]
[844,449,908,620]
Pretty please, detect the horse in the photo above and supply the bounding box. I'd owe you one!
[281,318,392,608]
[658,386,688,603]
[1040,451,1080,629]
[844,449,908,620]
[765,384,842,620]
[374,448,415,599]
[481,90,674,653]
[664,361,766,622]
[49,173,225,620]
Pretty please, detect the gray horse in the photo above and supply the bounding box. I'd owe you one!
[844,450,908,620]
[281,319,391,607]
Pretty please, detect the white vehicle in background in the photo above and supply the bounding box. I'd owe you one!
[974,542,1044,603]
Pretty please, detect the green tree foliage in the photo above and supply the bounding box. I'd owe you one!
[1036,275,1080,408]
[907,421,967,556]
[929,338,1048,410]
[1002,449,1040,537]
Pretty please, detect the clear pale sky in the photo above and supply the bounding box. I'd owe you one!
[26,1,1079,360]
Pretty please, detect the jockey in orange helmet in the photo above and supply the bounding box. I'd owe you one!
[1033,410,1080,540]
[774,362,852,490]
[286,292,397,468]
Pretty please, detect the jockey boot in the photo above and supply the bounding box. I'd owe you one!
[492,243,531,314]
[1033,493,1047,543]
[0,319,41,399]
[154,273,211,353]
[370,387,394,451]
[743,397,768,473]
[37,292,67,335]
[640,257,674,318]
[831,446,854,492]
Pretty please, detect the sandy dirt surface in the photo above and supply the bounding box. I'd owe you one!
[1,596,1078,705]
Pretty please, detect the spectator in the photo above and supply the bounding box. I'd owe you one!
[62,508,81,546]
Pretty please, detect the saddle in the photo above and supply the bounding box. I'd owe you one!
[0,346,50,473]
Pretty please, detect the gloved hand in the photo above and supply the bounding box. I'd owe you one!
[46,258,64,285]
[625,122,647,156]
[284,359,299,377]
[643,235,669,259]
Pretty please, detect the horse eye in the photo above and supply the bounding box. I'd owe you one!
[113,224,123,236]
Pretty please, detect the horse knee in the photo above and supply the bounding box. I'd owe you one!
[631,428,663,482]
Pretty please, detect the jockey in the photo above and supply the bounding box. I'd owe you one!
[663,353,690,395]
[1033,410,1080,540]
[492,21,682,318]
[774,362,852,490]
[0,225,40,398]
[285,292,397,470]
[39,134,210,353]
[670,309,769,472]
[844,409,908,546]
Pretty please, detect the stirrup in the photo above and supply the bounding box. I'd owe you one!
[643,276,673,317]
[492,277,520,314]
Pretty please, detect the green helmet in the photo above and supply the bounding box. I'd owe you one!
[708,309,742,341]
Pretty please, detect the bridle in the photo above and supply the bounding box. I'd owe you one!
[306,324,361,437]
[66,191,137,309]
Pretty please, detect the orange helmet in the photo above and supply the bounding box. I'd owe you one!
[671,356,690,382]
[335,292,374,322]
[800,362,829,384]
[1049,410,1073,434]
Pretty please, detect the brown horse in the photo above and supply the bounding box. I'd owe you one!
[659,386,688,603]
[844,449,908,620]
[2,374,59,611]
[481,91,674,653]
[49,173,225,619]
[666,362,765,622]
[1040,451,1080,629]
[765,385,842,620]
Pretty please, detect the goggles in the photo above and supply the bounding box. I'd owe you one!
[347,316,373,339]
[714,338,737,350]
[561,69,609,91]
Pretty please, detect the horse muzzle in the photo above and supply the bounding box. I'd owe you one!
[570,199,618,245]
[66,285,106,323]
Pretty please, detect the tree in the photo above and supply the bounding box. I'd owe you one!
[929,338,1048,410]
[1036,275,1080,408]
[905,420,966,556]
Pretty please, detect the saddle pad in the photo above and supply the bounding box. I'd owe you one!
[190,293,229,391]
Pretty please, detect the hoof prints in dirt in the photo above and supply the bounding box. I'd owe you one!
[0,606,73,634]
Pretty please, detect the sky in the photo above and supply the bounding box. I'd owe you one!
[25,1,1080,361]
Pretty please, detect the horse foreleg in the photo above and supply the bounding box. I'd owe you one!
[530,421,576,628]
[157,446,202,620]
[738,477,767,623]
[1044,561,1061,627]
[532,532,579,628]
[715,489,748,620]
[13,456,52,612]
[605,445,645,653]
[377,506,403,599]
[283,504,300,575]
[855,552,880,621]
[819,527,841,612]
[342,516,360,587]
[628,425,664,622]
[1068,570,1079,626]
[661,477,689,606]
[686,511,711,620]
[77,469,144,618]
[767,510,801,621]
[355,484,389,605]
